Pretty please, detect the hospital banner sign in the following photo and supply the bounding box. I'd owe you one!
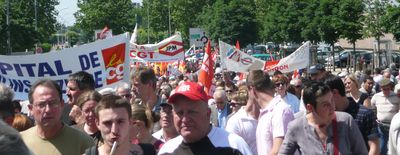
[0,33,130,100]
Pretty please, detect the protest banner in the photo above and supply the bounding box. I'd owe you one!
[130,33,184,62]
[219,41,265,72]
[264,41,310,73]
[0,33,130,100]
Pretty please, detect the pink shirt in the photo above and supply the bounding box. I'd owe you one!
[256,96,294,155]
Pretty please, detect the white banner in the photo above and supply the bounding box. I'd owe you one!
[130,33,184,62]
[264,41,310,73]
[0,33,130,100]
[219,41,265,72]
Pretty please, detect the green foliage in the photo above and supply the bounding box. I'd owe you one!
[0,0,58,54]
[170,0,215,43]
[363,0,389,39]
[300,0,321,44]
[338,0,364,44]
[383,4,400,41]
[198,0,258,46]
[40,43,52,53]
[75,0,137,39]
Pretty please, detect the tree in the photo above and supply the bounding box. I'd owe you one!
[198,0,258,46]
[338,0,364,70]
[0,0,58,54]
[300,0,321,44]
[383,3,400,41]
[259,1,288,44]
[75,0,137,41]
[170,0,215,46]
[364,0,389,68]
[317,0,341,70]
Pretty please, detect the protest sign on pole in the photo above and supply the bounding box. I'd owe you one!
[264,41,310,73]
[0,33,130,100]
[130,33,184,62]
[219,41,265,72]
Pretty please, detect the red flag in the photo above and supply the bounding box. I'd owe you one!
[236,40,240,50]
[198,40,214,96]
[292,69,300,79]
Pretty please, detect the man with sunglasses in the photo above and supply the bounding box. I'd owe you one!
[115,82,133,103]
[21,79,94,155]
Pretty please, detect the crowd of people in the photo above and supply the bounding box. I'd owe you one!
[2,62,400,155]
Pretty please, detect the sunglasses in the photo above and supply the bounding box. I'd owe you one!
[230,102,240,107]
[225,90,233,93]
[275,83,285,87]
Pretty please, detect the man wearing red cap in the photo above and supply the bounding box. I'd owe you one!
[158,81,253,155]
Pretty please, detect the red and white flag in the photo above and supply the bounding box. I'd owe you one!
[99,26,112,39]
[198,40,214,96]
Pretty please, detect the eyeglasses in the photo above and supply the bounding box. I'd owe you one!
[225,90,233,93]
[33,100,61,109]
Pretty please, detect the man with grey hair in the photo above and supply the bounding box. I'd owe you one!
[0,120,32,155]
[0,83,15,125]
[210,89,232,129]
[115,82,132,102]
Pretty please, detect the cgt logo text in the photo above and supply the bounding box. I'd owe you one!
[102,43,126,85]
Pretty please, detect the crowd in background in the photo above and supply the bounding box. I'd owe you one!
[2,61,400,155]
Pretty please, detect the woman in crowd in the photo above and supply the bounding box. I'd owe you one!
[344,74,371,107]
[279,82,367,154]
[272,74,300,113]
[228,85,248,119]
[72,90,103,146]
[131,104,164,152]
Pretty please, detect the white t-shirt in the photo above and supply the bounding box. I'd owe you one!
[389,112,400,155]
[158,126,253,155]
[226,107,258,155]
[152,129,165,142]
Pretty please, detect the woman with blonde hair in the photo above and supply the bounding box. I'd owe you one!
[131,104,163,152]
[344,74,371,107]
[228,86,248,119]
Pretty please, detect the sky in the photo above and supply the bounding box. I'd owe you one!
[55,0,142,26]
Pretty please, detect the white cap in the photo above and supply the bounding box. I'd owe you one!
[215,67,222,74]
[98,87,115,96]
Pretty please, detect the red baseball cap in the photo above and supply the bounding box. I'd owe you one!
[168,81,209,104]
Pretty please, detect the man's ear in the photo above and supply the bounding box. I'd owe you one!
[28,104,33,111]
[95,118,100,129]
[305,104,314,113]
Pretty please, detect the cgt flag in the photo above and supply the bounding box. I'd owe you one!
[198,40,214,96]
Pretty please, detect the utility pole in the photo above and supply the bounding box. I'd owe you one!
[34,0,39,54]
[147,1,150,44]
[168,0,171,36]
[6,0,11,55]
